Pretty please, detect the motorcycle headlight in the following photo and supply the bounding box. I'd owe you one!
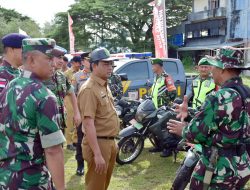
[115,105,123,116]
[135,112,146,123]
[116,110,122,116]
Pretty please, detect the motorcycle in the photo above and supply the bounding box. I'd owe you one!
[171,142,202,190]
[116,97,181,165]
[115,98,140,129]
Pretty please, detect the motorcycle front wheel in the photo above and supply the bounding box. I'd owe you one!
[171,164,194,190]
[116,134,144,165]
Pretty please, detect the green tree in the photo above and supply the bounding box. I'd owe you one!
[0,6,30,23]
[0,7,41,54]
[42,13,71,50]
[43,0,192,52]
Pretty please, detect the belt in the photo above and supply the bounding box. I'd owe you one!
[202,144,246,157]
[97,136,116,140]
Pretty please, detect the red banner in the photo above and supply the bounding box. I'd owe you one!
[68,13,75,54]
[151,0,168,58]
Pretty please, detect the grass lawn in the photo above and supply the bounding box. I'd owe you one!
[64,141,185,190]
[243,76,250,86]
[64,141,250,190]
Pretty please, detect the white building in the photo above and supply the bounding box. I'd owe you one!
[176,0,250,70]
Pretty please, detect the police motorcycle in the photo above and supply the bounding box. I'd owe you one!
[170,107,203,190]
[116,96,181,165]
[171,141,202,190]
[115,98,140,129]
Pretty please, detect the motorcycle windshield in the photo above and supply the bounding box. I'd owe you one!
[135,99,156,122]
[137,99,156,112]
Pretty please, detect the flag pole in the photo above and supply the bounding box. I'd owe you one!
[68,12,75,54]
[162,0,168,57]
[151,0,168,58]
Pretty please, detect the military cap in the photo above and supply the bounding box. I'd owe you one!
[151,58,163,66]
[198,57,210,66]
[72,56,81,63]
[2,33,29,48]
[52,45,67,57]
[22,38,56,57]
[206,46,250,70]
[80,52,90,59]
[90,48,118,63]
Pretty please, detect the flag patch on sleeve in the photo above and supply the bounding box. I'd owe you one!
[0,78,7,89]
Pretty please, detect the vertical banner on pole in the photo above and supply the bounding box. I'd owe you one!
[151,0,168,58]
[68,12,75,54]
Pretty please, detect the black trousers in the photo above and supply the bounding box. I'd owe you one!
[75,124,84,164]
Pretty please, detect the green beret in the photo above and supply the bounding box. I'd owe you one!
[151,58,163,66]
[198,57,210,66]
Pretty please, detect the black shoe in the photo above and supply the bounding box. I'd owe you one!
[67,144,76,151]
[76,168,84,176]
[76,161,84,176]
[160,149,172,157]
[149,147,162,153]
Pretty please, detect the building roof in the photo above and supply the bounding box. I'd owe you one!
[177,41,244,51]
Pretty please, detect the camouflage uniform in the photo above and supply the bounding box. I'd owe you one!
[44,70,73,130]
[183,48,250,189]
[0,69,65,189]
[0,60,20,93]
[108,73,123,100]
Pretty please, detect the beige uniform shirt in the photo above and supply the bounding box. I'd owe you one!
[77,74,119,137]
[64,68,76,83]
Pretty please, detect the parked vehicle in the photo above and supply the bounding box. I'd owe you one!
[115,98,140,129]
[116,97,181,165]
[113,58,194,99]
[171,143,202,190]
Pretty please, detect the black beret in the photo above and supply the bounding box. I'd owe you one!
[2,33,29,48]
[72,56,82,63]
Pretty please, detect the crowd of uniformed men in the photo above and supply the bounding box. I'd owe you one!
[0,32,249,190]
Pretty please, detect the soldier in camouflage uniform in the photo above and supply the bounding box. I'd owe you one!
[43,46,81,144]
[0,38,66,189]
[0,33,29,93]
[168,47,250,189]
[108,65,123,100]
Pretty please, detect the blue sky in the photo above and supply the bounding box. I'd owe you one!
[0,0,75,26]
